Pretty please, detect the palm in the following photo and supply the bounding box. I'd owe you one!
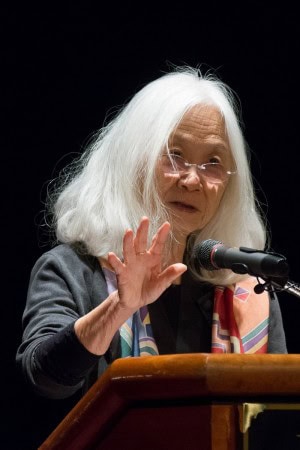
[107,217,186,311]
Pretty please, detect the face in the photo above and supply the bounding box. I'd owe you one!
[156,104,233,242]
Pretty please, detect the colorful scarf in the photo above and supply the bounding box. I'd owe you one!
[102,267,159,356]
[211,277,269,353]
[102,267,269,356]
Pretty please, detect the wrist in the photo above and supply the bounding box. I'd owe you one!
[74,290,136,355]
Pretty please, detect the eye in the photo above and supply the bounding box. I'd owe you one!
[208,156,222,164]
[169,148,183,157]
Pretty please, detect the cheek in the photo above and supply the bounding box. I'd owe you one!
[156,171,178,197]
[204,183,227,212]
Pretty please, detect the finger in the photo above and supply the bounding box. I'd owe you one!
[122,228,135,263]
[149,221,171,255]
[134,216,149,254]
[158,263,187,287]
[107,252,124,275]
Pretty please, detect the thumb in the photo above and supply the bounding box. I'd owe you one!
[159,263,187,287]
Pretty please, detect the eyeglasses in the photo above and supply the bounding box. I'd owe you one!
[160,154,236,184]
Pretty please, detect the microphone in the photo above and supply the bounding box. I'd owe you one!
[193,239,289,279]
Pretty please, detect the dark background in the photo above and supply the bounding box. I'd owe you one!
[3,2,300,449]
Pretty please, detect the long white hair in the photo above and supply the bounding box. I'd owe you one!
[48,66,267,285]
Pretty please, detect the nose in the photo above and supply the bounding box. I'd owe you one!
[177,166,201,191]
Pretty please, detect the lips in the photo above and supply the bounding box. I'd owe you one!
[169,201,198,212]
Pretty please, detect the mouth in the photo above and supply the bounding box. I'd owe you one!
[169,201,198,213]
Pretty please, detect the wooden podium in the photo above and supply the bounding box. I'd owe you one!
[38,354,300,450]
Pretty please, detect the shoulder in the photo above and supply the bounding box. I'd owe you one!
[30,244,101,285]
[36,244,97,269]
[28,244,108,309]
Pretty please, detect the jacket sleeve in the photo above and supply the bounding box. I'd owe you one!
[16,246,108,399]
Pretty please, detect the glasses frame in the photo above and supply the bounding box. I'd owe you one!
[160,153,237,184]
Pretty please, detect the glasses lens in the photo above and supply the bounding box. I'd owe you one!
[200,163,227,183]
[161,154,185,172]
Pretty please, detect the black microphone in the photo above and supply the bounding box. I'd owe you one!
[193,239,289,279]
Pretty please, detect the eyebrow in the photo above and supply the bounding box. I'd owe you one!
[205,143,229,153]
[169,138,230,154]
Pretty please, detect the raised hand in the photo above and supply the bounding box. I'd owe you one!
[75,217,187,355]
[107,216,187,312]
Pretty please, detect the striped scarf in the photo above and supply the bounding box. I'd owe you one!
[102,267,159,356]
[102,267,269,356]
[211,277,269,353]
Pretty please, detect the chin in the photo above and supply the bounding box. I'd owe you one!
[172,222,201,239]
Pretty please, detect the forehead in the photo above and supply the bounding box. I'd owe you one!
[170,104,229,150]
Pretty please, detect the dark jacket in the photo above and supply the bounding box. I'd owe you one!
[16,244,287,399]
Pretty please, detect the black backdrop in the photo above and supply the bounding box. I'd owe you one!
[3,3,300,449]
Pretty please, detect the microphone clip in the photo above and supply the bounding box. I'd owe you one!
[254,275,300,302]
[254,275,288,295]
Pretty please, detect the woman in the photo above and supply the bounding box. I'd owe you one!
[16,66,287,401]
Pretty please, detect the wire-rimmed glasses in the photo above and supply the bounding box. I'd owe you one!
[160,153,236,184]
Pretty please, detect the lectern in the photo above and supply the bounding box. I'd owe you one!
[38,354,300,450]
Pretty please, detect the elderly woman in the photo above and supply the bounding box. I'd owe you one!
[16,66,287,401]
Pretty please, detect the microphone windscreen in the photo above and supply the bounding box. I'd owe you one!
[193,239,222,270]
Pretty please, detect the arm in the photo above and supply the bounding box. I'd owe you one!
[17,218,186,399]
[16,245,104,398]
[74,217,187,354]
